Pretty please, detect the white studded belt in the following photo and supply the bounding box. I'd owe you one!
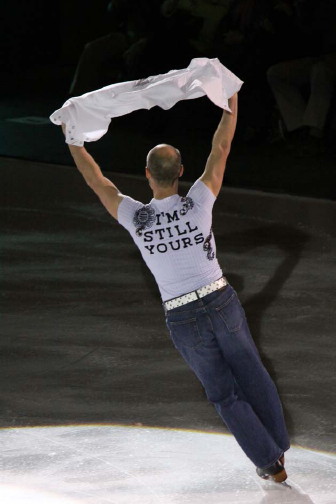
[164,277,228,311]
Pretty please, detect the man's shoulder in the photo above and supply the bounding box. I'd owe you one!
[117,195,147,226]
[187,178,217,204]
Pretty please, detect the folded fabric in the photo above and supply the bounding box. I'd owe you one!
[50,57,243,146]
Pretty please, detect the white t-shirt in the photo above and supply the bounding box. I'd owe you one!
[117,179,223,302]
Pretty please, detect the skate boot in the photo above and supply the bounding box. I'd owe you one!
[256,458,287,483]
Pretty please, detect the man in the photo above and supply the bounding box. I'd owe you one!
[63,93,290,482]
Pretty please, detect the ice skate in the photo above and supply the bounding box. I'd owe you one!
[256,459,287,483]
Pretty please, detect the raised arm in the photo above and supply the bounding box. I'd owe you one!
[200,93,238,197]
[67,142,124,220]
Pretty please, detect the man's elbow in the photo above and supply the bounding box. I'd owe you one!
[85,173,108,192]
[211,143,231,160]
[82,174,96,190]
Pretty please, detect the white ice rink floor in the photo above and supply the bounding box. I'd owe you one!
[0,425,335,504]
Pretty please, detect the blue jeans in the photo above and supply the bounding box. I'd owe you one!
[165,284,290,469]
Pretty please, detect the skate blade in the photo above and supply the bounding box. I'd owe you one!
[266,468,287,483]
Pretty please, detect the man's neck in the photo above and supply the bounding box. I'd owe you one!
[152,185,178,200]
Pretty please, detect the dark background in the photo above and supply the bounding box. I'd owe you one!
[1,0,336,198]
[1,0,336,459]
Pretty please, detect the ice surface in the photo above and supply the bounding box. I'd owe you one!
[0,425,335,504]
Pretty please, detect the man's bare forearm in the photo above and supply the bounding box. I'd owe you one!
[67,144,118,193]
[200,94,238,196]
[212,93,238,152]
[68,145,103,187]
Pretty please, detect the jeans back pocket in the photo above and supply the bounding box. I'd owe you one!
[215,292,245,333]
[167,317,202,349]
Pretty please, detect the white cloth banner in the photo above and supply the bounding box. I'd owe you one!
[50,58,243,146]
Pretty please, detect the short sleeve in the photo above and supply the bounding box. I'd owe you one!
[117,195,143,233]
[187,179,216,210]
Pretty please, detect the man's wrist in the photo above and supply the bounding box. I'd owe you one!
[68,144,86,158]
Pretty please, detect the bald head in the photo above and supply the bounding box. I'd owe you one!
[146,144,182,187]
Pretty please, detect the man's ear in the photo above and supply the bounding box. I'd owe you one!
[145,166,151,179]
[179,165,184,178]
